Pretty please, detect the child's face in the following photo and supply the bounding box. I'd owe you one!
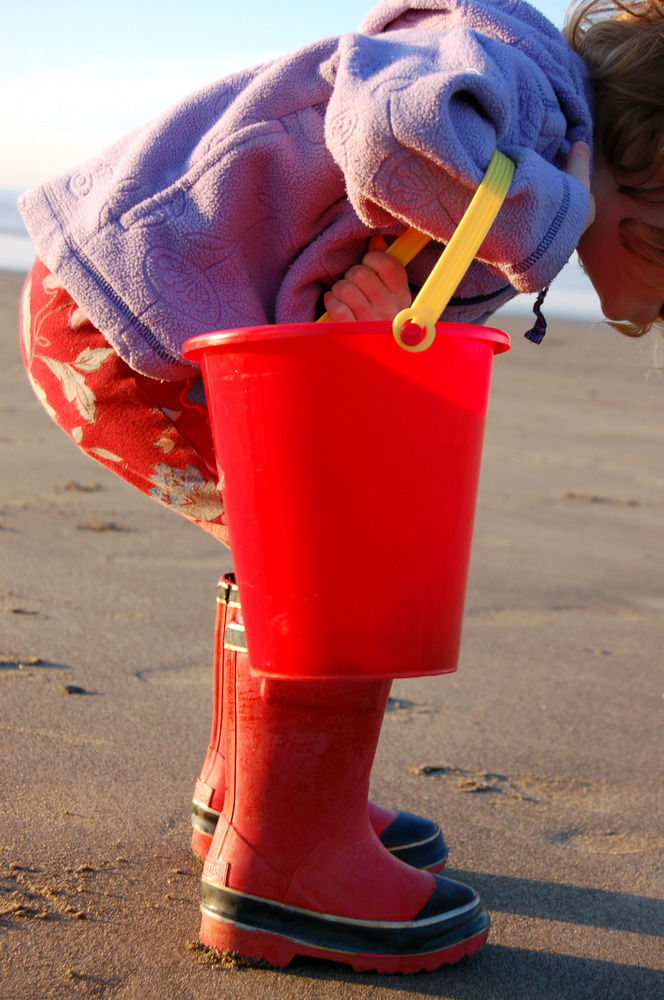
[577,158,664,326]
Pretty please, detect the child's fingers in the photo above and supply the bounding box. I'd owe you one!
[323,234,412,322]
[367,234,388,253]
[323,287,362,321]
[361,250,411,306]
[346,263,393,303]
[325,274,386,321]
[349,265,403,319]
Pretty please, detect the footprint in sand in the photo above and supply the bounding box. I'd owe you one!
[410,763,601,804]
[386,697,437,722]
[75,520,128,532]
[410,763,537,800]
[561,490,640,506]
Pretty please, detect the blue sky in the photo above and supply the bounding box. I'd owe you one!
[2,0,567,189]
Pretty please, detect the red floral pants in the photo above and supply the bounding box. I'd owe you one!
[20,259,230,546]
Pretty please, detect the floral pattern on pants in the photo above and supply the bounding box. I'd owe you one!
[20,259,230,546]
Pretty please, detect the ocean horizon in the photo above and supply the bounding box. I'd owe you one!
[0,186,604,321]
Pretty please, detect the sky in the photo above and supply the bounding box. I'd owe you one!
[2,0,567,190]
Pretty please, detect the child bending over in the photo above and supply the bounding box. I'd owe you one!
[18,0,664,974]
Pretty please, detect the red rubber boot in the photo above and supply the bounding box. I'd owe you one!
[191,575,448,871]
[190,576,239,860]
[199,651,489,973]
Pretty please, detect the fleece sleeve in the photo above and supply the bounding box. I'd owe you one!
[324,23,592,293]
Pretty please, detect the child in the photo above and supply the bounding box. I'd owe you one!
[18,0,664,974]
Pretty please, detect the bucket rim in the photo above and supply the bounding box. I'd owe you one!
[183,321,510,361]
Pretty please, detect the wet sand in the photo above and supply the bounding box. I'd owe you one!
[1,267,662,999]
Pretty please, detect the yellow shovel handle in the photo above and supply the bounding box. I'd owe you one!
[393,150,515,351]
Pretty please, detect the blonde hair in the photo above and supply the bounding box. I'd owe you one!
[564,1,664,336]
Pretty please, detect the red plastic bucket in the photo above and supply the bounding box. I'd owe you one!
[184,321,509,680]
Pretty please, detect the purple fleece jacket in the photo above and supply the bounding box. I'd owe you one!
[18,0,593,380]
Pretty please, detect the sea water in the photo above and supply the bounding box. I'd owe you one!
[0,188,36,273]
[0,186,603,321]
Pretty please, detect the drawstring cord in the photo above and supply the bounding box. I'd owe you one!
[524,286,549,344]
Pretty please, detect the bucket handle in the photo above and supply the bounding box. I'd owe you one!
[392,150,515,351]
[317,149,514,350]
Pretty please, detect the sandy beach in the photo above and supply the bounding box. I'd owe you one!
[1,266,662,999]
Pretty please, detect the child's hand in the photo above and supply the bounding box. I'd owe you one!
[324,235,412,321]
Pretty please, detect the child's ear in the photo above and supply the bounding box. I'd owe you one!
[566,142,595,232]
